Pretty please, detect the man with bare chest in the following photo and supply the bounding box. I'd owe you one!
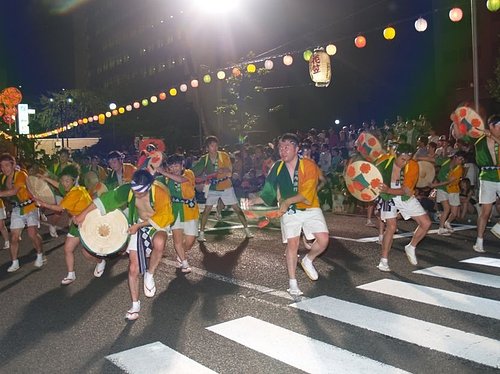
[76,170,173,320]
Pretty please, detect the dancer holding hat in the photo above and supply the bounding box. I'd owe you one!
[157,154,198,273]
[35,165,106,285]
[375,143,431,272]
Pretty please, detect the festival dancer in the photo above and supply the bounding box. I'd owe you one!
[472,114,500,252]
[432,152,466,236]
[46,148,76,238]
[35,165,106,285]
[157,154,198,273]
[104,151,136,190]
[75,170,173,320]
[192,136,252,242]
[0,198,10,250]
[0,154,45,272]
[250,133,329,296]
[375,143,431,272]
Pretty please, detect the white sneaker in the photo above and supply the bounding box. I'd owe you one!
[444,221,453,231]
[287,287,303,297]
[197,231,206,242]
[366,220,376,227]
[300,256,318,281]
[376,235,383,245]
[437,227,451,236]
[93,260,106,277]
[404,244,418,265]
[143,271,156,297]
[473,244,485,253]
[7,262,20,273]
[244,227,254,238]
[377,260,391,272]
[49,225,58,238]
[34,255,47,268]
[2,240,9,250]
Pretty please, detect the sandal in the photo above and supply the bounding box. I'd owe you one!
[61,277,76,285]
[125,310,139,321]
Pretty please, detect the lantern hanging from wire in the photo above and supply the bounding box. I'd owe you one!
[354,35,366,48]
[309,48,331,88]
[414,17,428,32]
[247,64,256,73]
[303,50,313,61]
[487,0,500,11]
[232,67,241,77]
[217,71,226,80]
[326,44,337,56]
[264,59,274,70]
[449,7,463,22]
[180,84,188,92]
[383,26,396,40]
[283,55,293,66]
[190,79,199,88]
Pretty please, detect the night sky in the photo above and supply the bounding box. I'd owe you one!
[0,1,74,99]
[1,0,493,132]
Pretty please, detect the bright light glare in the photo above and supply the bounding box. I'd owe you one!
[193,0,239,14]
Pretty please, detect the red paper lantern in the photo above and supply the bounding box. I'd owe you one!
[354,35,366,48]
[449,7,463,22]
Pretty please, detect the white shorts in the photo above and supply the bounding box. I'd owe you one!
[0,207,6,220]
[436,190,460,206]
[170,217,198,236]
[280,208,328,243]
[126,230,152,256]
[205,187,239,206]
[479,180,500,204]
[10,207,40,230]
[380,196,426,221]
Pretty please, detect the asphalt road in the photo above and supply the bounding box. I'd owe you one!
[0,211,499,374]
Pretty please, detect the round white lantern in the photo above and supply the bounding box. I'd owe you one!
[283,55,293,66]
[415,17,428,32]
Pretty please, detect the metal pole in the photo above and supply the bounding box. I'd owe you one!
[470,0,479,111]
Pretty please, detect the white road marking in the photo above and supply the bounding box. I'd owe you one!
[106,342,217,373]
[357,279,500,320]
[349,225,476,243]
[292,296,500,369]
[207,316,409,374]
[414,266,500,288]
[161,259,302,301]
[460,257,500,268]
